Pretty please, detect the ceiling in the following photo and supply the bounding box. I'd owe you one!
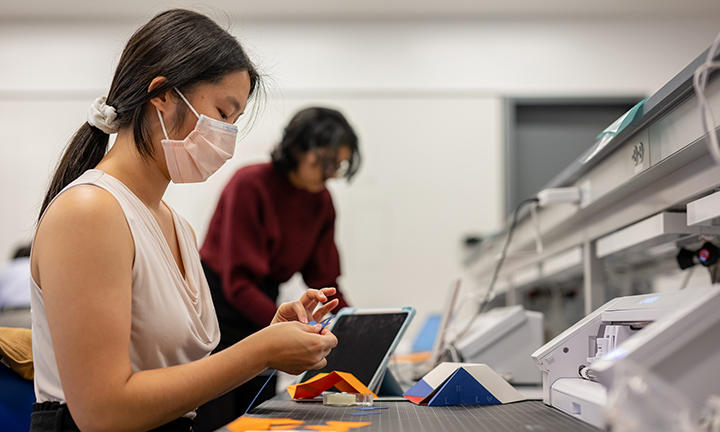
[3,0,720,20]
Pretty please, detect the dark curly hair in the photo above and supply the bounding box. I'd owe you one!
[271,107,361,180]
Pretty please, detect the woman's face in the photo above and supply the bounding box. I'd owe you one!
[151,70,252,180]
[169,70,251,138]
[290,146,352,193]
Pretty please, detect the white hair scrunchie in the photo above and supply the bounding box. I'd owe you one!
[87,96,119,134]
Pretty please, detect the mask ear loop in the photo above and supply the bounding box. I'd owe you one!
[155,88,200,140]
[173,88,200,119]
[156,108,170,140]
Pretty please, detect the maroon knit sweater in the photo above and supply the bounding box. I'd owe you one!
[200,162,348,328]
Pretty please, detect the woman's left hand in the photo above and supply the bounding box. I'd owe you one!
[272,287,340,326]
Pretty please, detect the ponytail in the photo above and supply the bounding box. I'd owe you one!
[38,9,259,221]
[38,123,109,220]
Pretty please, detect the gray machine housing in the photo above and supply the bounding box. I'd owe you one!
[454,305,543,385]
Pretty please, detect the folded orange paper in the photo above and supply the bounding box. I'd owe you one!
[286,371,376,399]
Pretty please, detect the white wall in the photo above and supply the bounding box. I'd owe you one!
[3,17,718,94]
[1,16,718,339]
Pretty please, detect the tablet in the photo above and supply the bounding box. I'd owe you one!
[298,307,415,394]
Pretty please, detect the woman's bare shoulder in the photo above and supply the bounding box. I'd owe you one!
[33,185,133,282]
[40,184,128,233]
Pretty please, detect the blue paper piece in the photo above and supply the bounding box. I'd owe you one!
[412,314,442,352]
[403,378,434,398]
[351,411,384,416]
[426,368,501,407]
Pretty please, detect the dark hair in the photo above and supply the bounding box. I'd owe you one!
[39,9,260,220]
[271,107,361,180]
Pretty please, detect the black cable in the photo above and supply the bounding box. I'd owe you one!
[446,197,540,351]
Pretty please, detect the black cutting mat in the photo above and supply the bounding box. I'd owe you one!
[218,399,600,432]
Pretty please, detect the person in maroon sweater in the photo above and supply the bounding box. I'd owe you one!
[194,107,361,431]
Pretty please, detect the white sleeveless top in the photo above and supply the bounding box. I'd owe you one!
[31,170,220,415]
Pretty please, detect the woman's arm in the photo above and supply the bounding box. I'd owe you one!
[33,186,336,432]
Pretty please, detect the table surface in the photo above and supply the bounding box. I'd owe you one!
[218,399,600,432]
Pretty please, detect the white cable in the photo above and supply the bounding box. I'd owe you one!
[694,31,720,164]
[529,202,544,253]
[447,197,538,348]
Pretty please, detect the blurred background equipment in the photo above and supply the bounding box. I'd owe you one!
[0,243,32,329]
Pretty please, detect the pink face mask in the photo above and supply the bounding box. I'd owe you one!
[157,89,238,183]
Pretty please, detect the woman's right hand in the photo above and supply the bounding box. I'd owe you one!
[255,321,338,375]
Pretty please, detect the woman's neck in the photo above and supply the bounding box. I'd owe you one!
[95,130,169,211]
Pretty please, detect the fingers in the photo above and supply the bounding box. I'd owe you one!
[327,332,338,347]
[310,322,334,336]
[294,321,320,333]
[319,331,338,348]
[292,301,308,324]
[308,357,328,370]
[272,302,295,324]
[300,289,327,307]
[297,288,340,325]
[271,324,335,374]
[312,299,339,322]
[302,329,337,353]
[319,342,333,356]
[288,322,337,347]
[320,287,337,297]
[299,287,336,308]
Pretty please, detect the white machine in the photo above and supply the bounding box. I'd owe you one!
[453,305,543,385]
[531,287,720,429]
[593,286,720,425]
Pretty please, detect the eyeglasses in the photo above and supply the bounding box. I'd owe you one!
[330,160,350,178]
[315,149,350,179]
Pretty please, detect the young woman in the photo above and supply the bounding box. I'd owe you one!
[196,107,361,429]
[29,9,337,432]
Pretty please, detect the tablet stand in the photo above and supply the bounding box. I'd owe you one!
[377,368,404,396]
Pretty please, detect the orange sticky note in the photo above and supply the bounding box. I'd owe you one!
[306,426,348,431]
[226,416,305,431]
[286,371,376,399]
[269,419,305,426]
[226,416,272,431]
[305,421,372,431]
